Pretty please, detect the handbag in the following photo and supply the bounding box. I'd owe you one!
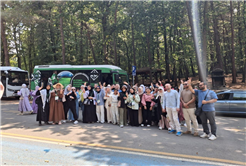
[195,90,210,116]
[84,99,90,105]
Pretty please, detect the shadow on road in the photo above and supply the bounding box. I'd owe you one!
[1,100,245,163]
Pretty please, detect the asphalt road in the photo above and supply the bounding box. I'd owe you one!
[1,99,245,165]
[2,136,224,165]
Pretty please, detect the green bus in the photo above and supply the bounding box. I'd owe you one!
[31,65,129,90]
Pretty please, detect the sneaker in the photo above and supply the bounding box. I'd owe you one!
[208,134,217,141]
[168,130,176,134]
[159,127,162,130]
[168,128,171,131]
[62,120,66,123]
[200,133,209,138]
[101,122,104,124]
[19,113,23,116]
[184,123,187,127]
[97,121,99,123]
[176,131,183,136]
[141,124,144,127]
[30,111,33,114]
[147,125,150,127]
[74,120,78,124]
[120,125,124,128]
[193,132,199,137]
[183,131,191,134]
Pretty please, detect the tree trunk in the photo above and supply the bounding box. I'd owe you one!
[147,27,152,83]
[221,17,229,75]
[131,16,138,82]
[13,25,21,68]
[1,4,10,66]
[242,1,246,82]
[162,2,171,82]
[113,2,119,66]
[211,2,223,70]
[202,1,208,76]
[84,23,97,65]
[80,19,83,64]
[173,63,177,87]
[190,57,196,77]
[230,1,236,83]
[59,8,66,64]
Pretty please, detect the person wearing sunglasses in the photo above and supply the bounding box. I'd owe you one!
[187,78,218,140]
[181,81,198,136]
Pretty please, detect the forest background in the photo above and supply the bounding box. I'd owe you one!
[1,1,246,87]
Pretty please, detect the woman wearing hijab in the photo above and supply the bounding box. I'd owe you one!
[141,87,155,127]
[83,85,97,123]
[126,88,140,126]
[153,87,170,130]
[137,87,144,126]
[49,83,65,125]
[104,86,113,123]
[118,85,128,128]
[30,86,40,114]
[17,84,33,115]
[64,85,78,124]
[68,87,80,121]
[95,83,105,123]
[36,84,51,126]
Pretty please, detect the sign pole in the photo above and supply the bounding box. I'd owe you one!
[133,75,134,86]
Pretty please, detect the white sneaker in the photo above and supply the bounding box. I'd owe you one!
[62,120,66,123]
[208,134,217,141]
[159,127,162,130]
[97,121,100,123]
[168,128,171,131]
[147,125,150,127]
[74,120,78,124]
[120,125,124,128]
[200,133,209,138]
[101,122,104,124]
[141,124,144,127]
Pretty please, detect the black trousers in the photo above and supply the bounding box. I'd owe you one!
[200,111,217,136]
[142,102,152,126]
[64,101,78,120]
[129,108,139,126]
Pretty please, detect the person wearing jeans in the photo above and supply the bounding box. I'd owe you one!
[162,84,182,136]
[181,81,198,136]
[188,79,218,141]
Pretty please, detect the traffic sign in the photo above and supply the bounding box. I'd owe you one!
[132,66,136,76]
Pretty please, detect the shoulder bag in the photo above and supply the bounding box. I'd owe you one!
[195,90,209,116]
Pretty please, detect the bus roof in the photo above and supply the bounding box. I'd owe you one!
[0,66,28,72]
[34,65,123,70]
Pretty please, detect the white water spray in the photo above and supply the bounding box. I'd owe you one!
[191,0,206,83]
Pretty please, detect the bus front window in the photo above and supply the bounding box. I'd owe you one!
[8,71,28,86]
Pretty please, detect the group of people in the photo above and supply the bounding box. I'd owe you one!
[18,78,218,141]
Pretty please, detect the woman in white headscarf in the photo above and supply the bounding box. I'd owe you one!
[154,86,170,130]
[17,84,33,115]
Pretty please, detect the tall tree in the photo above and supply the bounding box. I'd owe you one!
[230,1,236,83]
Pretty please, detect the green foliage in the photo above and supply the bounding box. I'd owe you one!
[1,1,245,80]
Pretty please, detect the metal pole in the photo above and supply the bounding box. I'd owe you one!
[133,75,134,86]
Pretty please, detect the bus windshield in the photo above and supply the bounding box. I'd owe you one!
[8,71,29,86]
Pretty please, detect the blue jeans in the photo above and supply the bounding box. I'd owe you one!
[68,101,79,121]
[79,101,85,121]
